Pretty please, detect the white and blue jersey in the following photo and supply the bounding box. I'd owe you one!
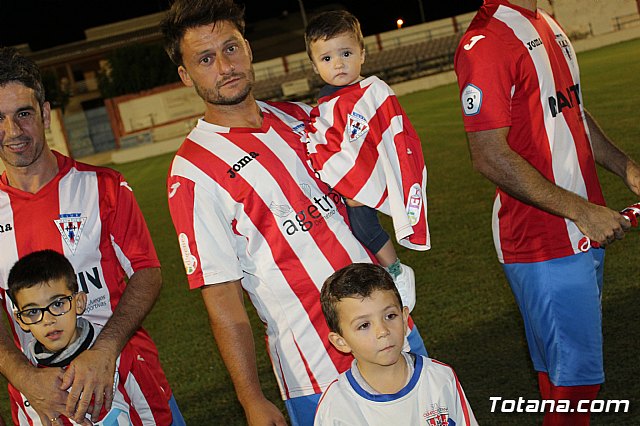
[314,354,477,425]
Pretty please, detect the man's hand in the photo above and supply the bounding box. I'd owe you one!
[19,367,69,425]
[243,397,288,426]
[624,161,640,197]
[573,202,630,246]
[61,346,117,423]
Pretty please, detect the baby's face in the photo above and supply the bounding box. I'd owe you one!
[310,32,365,87]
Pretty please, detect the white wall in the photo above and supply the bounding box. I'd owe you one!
[539,0,638,36]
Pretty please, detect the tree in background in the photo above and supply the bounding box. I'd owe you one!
[98,43,180,98]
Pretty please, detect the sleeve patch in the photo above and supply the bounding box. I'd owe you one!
[461,84,483,116]
[178,233,198,275]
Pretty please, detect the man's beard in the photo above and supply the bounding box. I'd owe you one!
[196,68,255,106]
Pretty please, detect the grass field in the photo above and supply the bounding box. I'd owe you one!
[1,38,639,424]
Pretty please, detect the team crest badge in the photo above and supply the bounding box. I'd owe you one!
[423,404,450,426]
[555,33,573,62]
[347,112,369,142]
[54,213,87,254]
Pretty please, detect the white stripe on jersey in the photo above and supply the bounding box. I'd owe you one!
[494,6,588,253]
[492,194,504,262]
[123,372,154,424]
[57,167,113,327]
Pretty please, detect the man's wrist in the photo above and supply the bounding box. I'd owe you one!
[87,338,119,360]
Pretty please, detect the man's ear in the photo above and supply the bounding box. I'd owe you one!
[75,292,87,315]
[42,101,52,130]
[328,331,352,354]
[178,66,193,87]
[13,311,30,333]
[245,39,253,62]
[402,306,409,334]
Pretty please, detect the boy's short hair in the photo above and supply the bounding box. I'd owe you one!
[7,250,78,306]
[0,47,46,108]
[161,0,246,66]
[321,263,401,334]
[304,10,365,60]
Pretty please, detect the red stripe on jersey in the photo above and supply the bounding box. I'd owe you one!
[430,359,472,424]
[265,101,311,122]
[166,176,205,289]
[174,137,352,371]
[11,184,64,257]
[453,367,472,425]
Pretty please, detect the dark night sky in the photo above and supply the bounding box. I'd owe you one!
[1,1,482,52]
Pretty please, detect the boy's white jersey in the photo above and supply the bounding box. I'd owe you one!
[315,355,478,426]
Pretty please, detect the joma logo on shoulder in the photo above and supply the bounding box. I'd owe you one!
[227,152,260,178]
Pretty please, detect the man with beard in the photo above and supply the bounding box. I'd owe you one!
[161,1,428,425]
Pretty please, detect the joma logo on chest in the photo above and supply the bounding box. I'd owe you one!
[227,152,260,178]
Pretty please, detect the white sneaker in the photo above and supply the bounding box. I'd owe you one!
[394,263,416,312]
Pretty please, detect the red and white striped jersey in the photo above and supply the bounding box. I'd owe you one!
[0,152,170,419]
[15,324,173,426]
[307,76,430,250]
[314,355,478,426]
[454,0,605,263]
[167,101,372,399]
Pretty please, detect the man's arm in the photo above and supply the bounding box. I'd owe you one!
[62,267,162,422]
[201,280,287,426]
[467,127,630,245]
[585,109,640,196]
[0,318,71,425]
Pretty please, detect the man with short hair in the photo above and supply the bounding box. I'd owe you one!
[0,46,183,426]
[161,1,427,424]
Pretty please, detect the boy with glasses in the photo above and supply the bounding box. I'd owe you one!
[7,250,172,425]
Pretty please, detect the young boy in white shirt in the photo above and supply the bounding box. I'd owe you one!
[7,250,172,425]
[316,263,478,425]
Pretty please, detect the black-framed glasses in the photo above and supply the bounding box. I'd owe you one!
[16,295,75,325]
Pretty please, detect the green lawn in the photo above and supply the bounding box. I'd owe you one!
[2,38,639,424]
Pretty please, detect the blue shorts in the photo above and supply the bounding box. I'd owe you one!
[285,325,427,425]
[169,394,186,426]
[503,249,605,386]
